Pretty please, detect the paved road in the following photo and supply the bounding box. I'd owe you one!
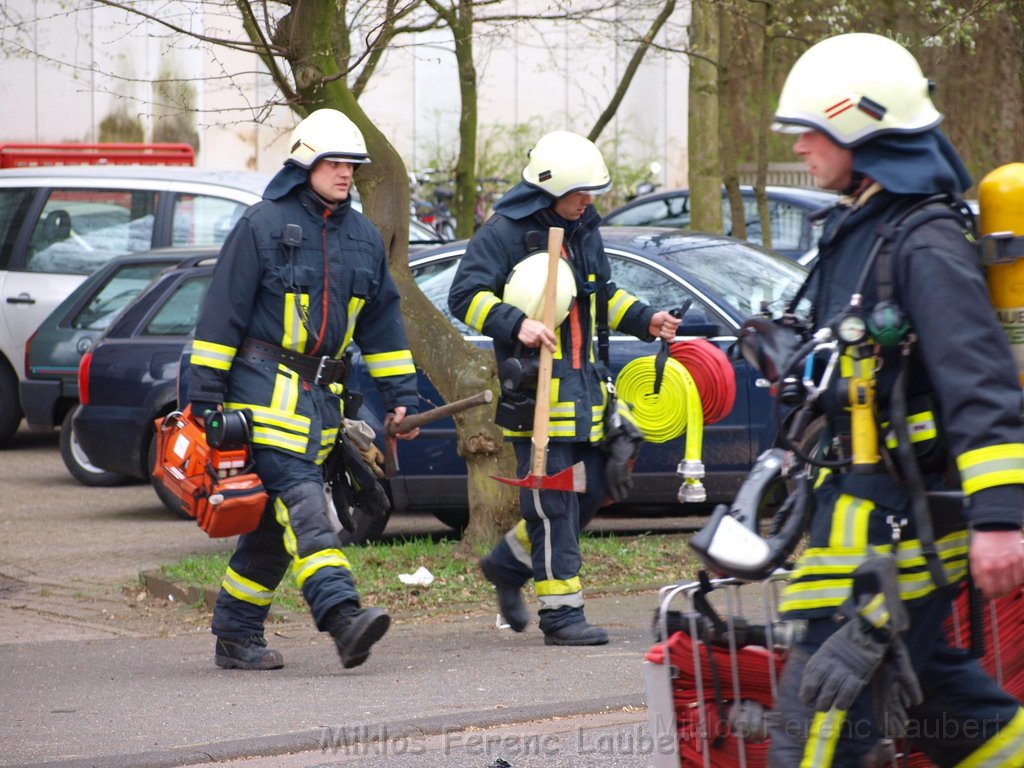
[0,425,718,767]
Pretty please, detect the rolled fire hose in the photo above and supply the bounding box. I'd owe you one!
[669,339,736,425]
[616,340,737,503]
[616,354,706,501]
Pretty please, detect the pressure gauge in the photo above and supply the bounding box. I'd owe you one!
[836,312,868,345]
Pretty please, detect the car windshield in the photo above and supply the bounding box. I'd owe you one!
[639,235,807,319]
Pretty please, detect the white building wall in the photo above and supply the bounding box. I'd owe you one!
[0,1,690,187]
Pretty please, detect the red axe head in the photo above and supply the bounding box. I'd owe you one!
[492,462,586,493]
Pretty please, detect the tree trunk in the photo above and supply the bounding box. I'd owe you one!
[753,0,774,252]
[452,1,479,240]
[718,1,745,240]
[688,0,722,233]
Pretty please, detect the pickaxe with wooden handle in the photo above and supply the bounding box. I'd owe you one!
[383,389,494,476]
[492,227,587,493]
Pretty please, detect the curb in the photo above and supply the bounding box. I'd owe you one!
[16,694,647,768]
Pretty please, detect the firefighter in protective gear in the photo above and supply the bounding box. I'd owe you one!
[448,130,681,646]
[764,34,1024,767]
[187,108,420,671]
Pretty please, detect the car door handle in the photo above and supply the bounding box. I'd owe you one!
[6,293,35,305]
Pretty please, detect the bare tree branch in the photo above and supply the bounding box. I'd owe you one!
[588,0,676,142]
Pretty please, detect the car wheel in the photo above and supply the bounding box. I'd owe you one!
[0,360,23,448]
[59,406,131,487]
[432,508,468,533]
[147,430,193,520]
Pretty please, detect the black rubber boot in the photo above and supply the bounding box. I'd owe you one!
[478,554,529,632]
[214,636,284,670]
[325,604,391,669]
[543,619,609,646]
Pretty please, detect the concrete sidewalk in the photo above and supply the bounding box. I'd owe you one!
[3,591,663,768]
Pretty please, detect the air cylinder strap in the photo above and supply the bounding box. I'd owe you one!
[889,343,947,589]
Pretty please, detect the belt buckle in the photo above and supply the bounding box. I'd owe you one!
[313,355,331,386]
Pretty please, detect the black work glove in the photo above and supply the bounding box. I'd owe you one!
[799,615,889,712]
[337,432,390,518]
[602,419,644,503]
[873,636,923,738]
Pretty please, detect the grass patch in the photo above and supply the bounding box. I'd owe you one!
[159,532,703,618]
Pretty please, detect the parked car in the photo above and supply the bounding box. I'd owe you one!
[0,166,271,448]
[601,185,837,262]
[73,227,807,542]
[20,247,219,486]
[0,165,445,449]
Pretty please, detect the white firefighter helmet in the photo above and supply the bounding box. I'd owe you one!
[522,131,612,198]
[503,251,578,326]
[772,33,942,148]
[287,109,371,168]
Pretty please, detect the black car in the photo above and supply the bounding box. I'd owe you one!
[20,247,219,486]
[74,228,807,542]
[601,185,836,262]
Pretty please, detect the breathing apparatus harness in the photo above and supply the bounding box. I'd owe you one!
[691,193,974,583]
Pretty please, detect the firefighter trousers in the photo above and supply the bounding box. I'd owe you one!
[768,586,1024,767]
[211,447,360,641]
[482,441,608,633]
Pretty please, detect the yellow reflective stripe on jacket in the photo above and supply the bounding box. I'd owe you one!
[780,530,969,613]
[227,402,311,433]
[282,292,308,351]
[589,403,604,442]
[608,288,638,329]
[270,368,300,414]
[505,379,579,439]
[339,296,365,353]
[364,350,416,378]
[955,707,1024,767]
[547,378,576,436]
[316,426,339,465]
[465,291,501,331]
[227,400,311,454]
[884,410,937,449]
[273,496,351,588]
[957,443,1024,495]
[800,709,845,768]
[221,567,275,606]
[829,494,872,549]
[191,339,236,371]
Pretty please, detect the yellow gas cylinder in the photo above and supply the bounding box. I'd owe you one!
[980,163,1024,385]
